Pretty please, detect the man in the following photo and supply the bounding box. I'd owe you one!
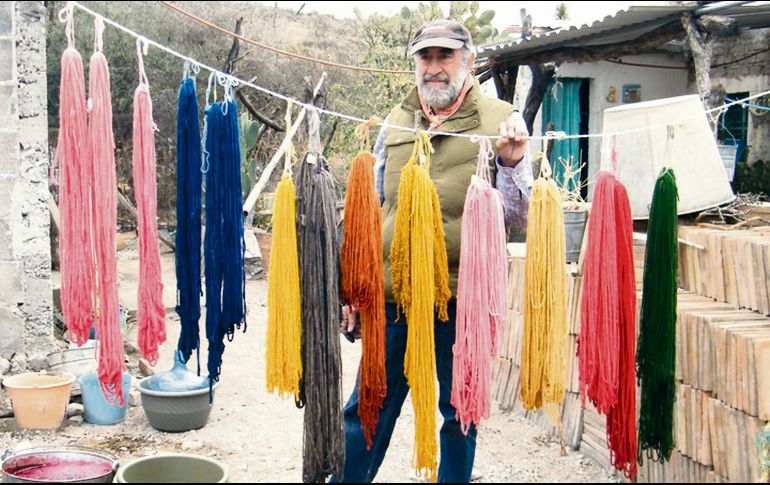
[334,20,533,483]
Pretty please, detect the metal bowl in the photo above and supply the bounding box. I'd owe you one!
[1,448,119,483]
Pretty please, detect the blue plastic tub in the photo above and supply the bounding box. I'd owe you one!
[79,371,131,425]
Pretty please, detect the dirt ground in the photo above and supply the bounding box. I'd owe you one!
[0,240,617,483]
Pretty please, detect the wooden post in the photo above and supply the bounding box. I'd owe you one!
[242,73,328,214]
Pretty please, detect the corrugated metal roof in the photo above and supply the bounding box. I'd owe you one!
[477,4,770,60]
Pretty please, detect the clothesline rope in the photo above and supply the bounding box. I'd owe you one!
[69,2,770,142]
[157,1,414,75]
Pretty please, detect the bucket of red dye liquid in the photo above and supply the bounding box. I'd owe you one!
[1,448,119,483]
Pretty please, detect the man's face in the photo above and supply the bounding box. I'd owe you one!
[415,47,475,110]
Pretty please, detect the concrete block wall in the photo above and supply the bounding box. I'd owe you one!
[0,1,56,415]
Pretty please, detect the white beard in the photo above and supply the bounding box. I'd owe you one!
[417,66,468,110]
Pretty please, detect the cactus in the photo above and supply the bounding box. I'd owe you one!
[402,3,502,46]
[239,112,262,194]
[478,10,495,26]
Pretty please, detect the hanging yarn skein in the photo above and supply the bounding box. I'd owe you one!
[451,137,508,435]
[578,171,620,414]
[579,151,638,479]
[175,64,203,371]
[203,73,247,390]
[340,119,387,449]
[89,17,125,404]
[132,38,167,365]
[265,105,302,399]
[55,4,94,347]
[296,109,344,483]
[520,145,568,426]
[637,168,678,464]
[389,132,451,482]
[607,177,638,480]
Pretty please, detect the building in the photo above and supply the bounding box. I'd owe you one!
[477,2,770,195]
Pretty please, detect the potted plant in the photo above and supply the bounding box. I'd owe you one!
[556,156,589,264]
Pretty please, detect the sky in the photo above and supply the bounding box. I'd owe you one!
[258,1,661,30]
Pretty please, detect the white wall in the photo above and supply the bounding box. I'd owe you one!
[482,52,693,191]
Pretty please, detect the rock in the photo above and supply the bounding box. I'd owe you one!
[28,353,48,372]
[181,440,202,451]
[129,389,141,407]
[66,403,84,418]
[10,355,27,374]
[0,390,14,418]
[138,359,154,377]
[0,357,10,375]
[124,341,140,357]
[67,416,83,425]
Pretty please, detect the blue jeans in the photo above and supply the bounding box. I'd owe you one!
[331,302,476,483]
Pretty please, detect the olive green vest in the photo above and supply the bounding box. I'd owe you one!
[382,81,516,302]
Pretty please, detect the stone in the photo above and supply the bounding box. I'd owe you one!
[27,353,47,371]
[0,357,10,375]
[67,416,83,425]
[0,40,13,83]
[0,130,19,175]
[0,174,15,220]
[138,359,154,377]
[9,354,27,374]
[129,389,141,408]
[0,307,24,357]
[0,83,16,119]
[181,440,203,451]
[124,341,140,357]
[0,220,12,261]
[66,403,84,418]
[0,389,13,418]
[0,2,11,36]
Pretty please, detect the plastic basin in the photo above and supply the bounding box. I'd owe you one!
[116,454,227,483]
[79,372,131,425]
[2,372,75,429]
[137,377,218,433]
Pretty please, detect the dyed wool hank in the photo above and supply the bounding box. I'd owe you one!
[607,178,638,480]
[389,132,451,482]
[340,147,386,449]
[578,171,620,414]
[451,138,508,434]
[521,165,568,426]
[89,18,126,404]
[175,73,203,371]
[203,84,247,390]
[132,39,166,365]
[637,168,678,464]
[56,5,94,347]
[296,147,345,483]
[265,172,302,399]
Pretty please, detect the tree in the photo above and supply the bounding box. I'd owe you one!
[555,2,569,21]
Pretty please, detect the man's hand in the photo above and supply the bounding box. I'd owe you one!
[496,111,529,167]
[340,305,361,343]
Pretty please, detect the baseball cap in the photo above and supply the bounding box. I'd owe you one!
[409,20,473,56]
